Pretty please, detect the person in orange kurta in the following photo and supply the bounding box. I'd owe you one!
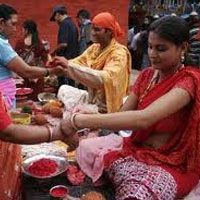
[53,12,131,113]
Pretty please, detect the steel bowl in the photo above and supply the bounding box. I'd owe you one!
[49,185,68,199]
[22,154,69,179]
[38,92,57,104]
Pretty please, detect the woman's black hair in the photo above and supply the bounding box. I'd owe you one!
[149,16,189,46]
[23,20,40,51]
[0,3,17,21]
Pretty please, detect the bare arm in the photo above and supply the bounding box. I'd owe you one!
[66,63,103,89]
[0,123,61,144]
[120,93,138,111]
[7,56,64,78]
[74,88,191,130]
[54,47,128,90]
[53,56,103,89]
[0,122,79,150]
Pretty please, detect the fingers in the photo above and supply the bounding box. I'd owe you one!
[64,135,79,152]
[67,144,76,152]
[52,57,68,68]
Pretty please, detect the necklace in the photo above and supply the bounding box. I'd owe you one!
[139,64,184,103]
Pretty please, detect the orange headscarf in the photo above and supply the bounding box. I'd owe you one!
[92,12,124,38]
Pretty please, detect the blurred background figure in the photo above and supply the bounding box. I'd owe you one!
[131,15,153,70]
[50,5,79,87]
[186,11,200,68]
[15,20,49,100]
[76,9,92,54]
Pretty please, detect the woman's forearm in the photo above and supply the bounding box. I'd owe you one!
[23,65,49,79]
[75,111,148,131]
[8,56,49,79]
[1,124,59,144]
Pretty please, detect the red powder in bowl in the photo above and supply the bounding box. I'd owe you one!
[28,158,58,177]
[50,186,68,197]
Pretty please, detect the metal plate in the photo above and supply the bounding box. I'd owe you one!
[38,92,56,104]
[22,154,69,179]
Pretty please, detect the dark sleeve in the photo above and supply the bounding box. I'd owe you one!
[58,21,70,44]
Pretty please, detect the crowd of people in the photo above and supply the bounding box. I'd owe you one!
[1,2,200,200]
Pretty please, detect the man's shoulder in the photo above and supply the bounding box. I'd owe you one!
[62,17,75,25]
[112,41,129,52]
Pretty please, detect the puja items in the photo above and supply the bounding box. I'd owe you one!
[16,87,33,96]
[16,88,33,105]
[22,154,69,179]
[66,165,86,185]
[81,191,106,200]
[49,185,68,200]
[38,92,57,105]
[42,99,63,118]
[10,112,31,125]
[28,158,58,177]
[33,114,48,125]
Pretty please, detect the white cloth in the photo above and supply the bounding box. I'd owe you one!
[57,85,88,111]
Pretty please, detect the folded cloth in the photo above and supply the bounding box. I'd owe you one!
[57,85,88,111]
[76,133,123,182]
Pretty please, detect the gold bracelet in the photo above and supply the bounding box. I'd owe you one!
[70,113,80,131]
[46,125,53,142]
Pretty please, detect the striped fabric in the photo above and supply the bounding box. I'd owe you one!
[0,78,16,109]
[188,27,200,67]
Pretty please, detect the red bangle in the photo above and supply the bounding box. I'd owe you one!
[46,125,53,142]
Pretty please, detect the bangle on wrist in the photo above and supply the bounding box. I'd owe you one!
[45,68,50,77]
[46,125,53,142]
[70,113,80,131]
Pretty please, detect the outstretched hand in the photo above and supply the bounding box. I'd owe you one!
[51,56,69,69]
[49,65,66,76]
[52,123,78,152]
[61,112,77,137]
[72,104,99,114]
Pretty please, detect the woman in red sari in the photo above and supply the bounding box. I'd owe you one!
[15,20,48,100]
[61,16,200,199]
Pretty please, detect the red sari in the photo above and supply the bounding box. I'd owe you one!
[104,67,200,199]
[0,92,21,200]
[15,39,48,100]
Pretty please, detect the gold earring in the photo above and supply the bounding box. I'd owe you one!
[181,51,185,63]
